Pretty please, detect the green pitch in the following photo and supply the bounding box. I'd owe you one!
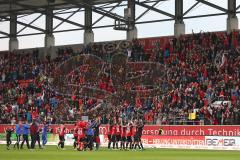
[0,145,240,160]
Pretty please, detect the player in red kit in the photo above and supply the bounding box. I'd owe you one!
[107,123,113,150]
[115,122,121,149]
[111,123,117,149]
[57,125,66,150]
[133,120,144,150]
[93,117,101,150]
[77,121,87,151]
[120,121,127,150]
[73,123,78,149]
[126,122,133,150]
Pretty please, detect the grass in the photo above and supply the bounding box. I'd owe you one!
[0,145,240,160]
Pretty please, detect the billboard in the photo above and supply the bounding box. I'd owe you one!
[1,125,240,136]
[1,125,240,150]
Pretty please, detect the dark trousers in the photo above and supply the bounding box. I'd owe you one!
[107,135,112,149]
[6,136,11,148]
[73,136,78,148]
[86,135,93,150]
[31,134,36,149]
[58,136,65,148]
[31,134,42,149]
[36,134,42,148]
[14,134,21,149]
[111,135,117,149]
[21,134,30,149]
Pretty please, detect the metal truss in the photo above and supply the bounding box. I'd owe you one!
[0,0,240,39]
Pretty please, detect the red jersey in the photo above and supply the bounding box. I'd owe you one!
[107,125,112,135]
[111,125,117,135]
[59,126,66,136]
[73,126,78,137]
[77,127,85,139]
[77,121,88,128]
[77,121,87,139]
[116,125,121,135]
[126,126,133,137]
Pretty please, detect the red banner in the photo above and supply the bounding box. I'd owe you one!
[1,125,240,136]
[99,125,240,136]
[18,79,34,88]
[138,36,173,53]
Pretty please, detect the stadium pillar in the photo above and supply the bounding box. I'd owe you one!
[174,0,185,37]
[127,0,137,40]
[45,6,55,47]
[84,6,94,45]
[227,0,238,33]
[9,13,19,51]
[127,27,138,40]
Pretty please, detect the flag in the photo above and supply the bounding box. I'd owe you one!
[188,112,196,120]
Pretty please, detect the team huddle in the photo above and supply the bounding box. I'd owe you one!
[5,118,145,151]
[107,119,145,151]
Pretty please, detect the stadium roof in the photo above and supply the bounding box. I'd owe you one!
[0,0,239,51]
[0,0,126,16]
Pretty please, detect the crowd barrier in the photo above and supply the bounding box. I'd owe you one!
[0,125,240,150]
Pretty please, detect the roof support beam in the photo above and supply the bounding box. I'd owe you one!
[53,8,81,30]
[127,0,137,40]
[175,0,183,22]
[84,4,94,45]
[183,1,200,16]
[9,12,19,51]
[45,4,55,47]
[174,0,185,37]
[93,2,121,26]
[236,4,240,11]
[228,0,237,17]
[227,0,238,33]
[135,1,175,19]
[0,31,9,36]
[17,14,43,34]
[195,0,228,13]
[64,0,127,22]
[136,0,161,21]
[0,15,45,33]
[15,2,85,28]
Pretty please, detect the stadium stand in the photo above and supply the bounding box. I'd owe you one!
[1,31,240,125]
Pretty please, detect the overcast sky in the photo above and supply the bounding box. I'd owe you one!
[0,0,239,51]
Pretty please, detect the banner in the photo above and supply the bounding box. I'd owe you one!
[99,135,240,150]
[99,125,240,136]
[1,125,240,136]
[18,79,34,88]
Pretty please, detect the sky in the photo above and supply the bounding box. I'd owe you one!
[0,0,239,51]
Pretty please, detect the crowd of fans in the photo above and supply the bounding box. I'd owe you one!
[1,31,240,125]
